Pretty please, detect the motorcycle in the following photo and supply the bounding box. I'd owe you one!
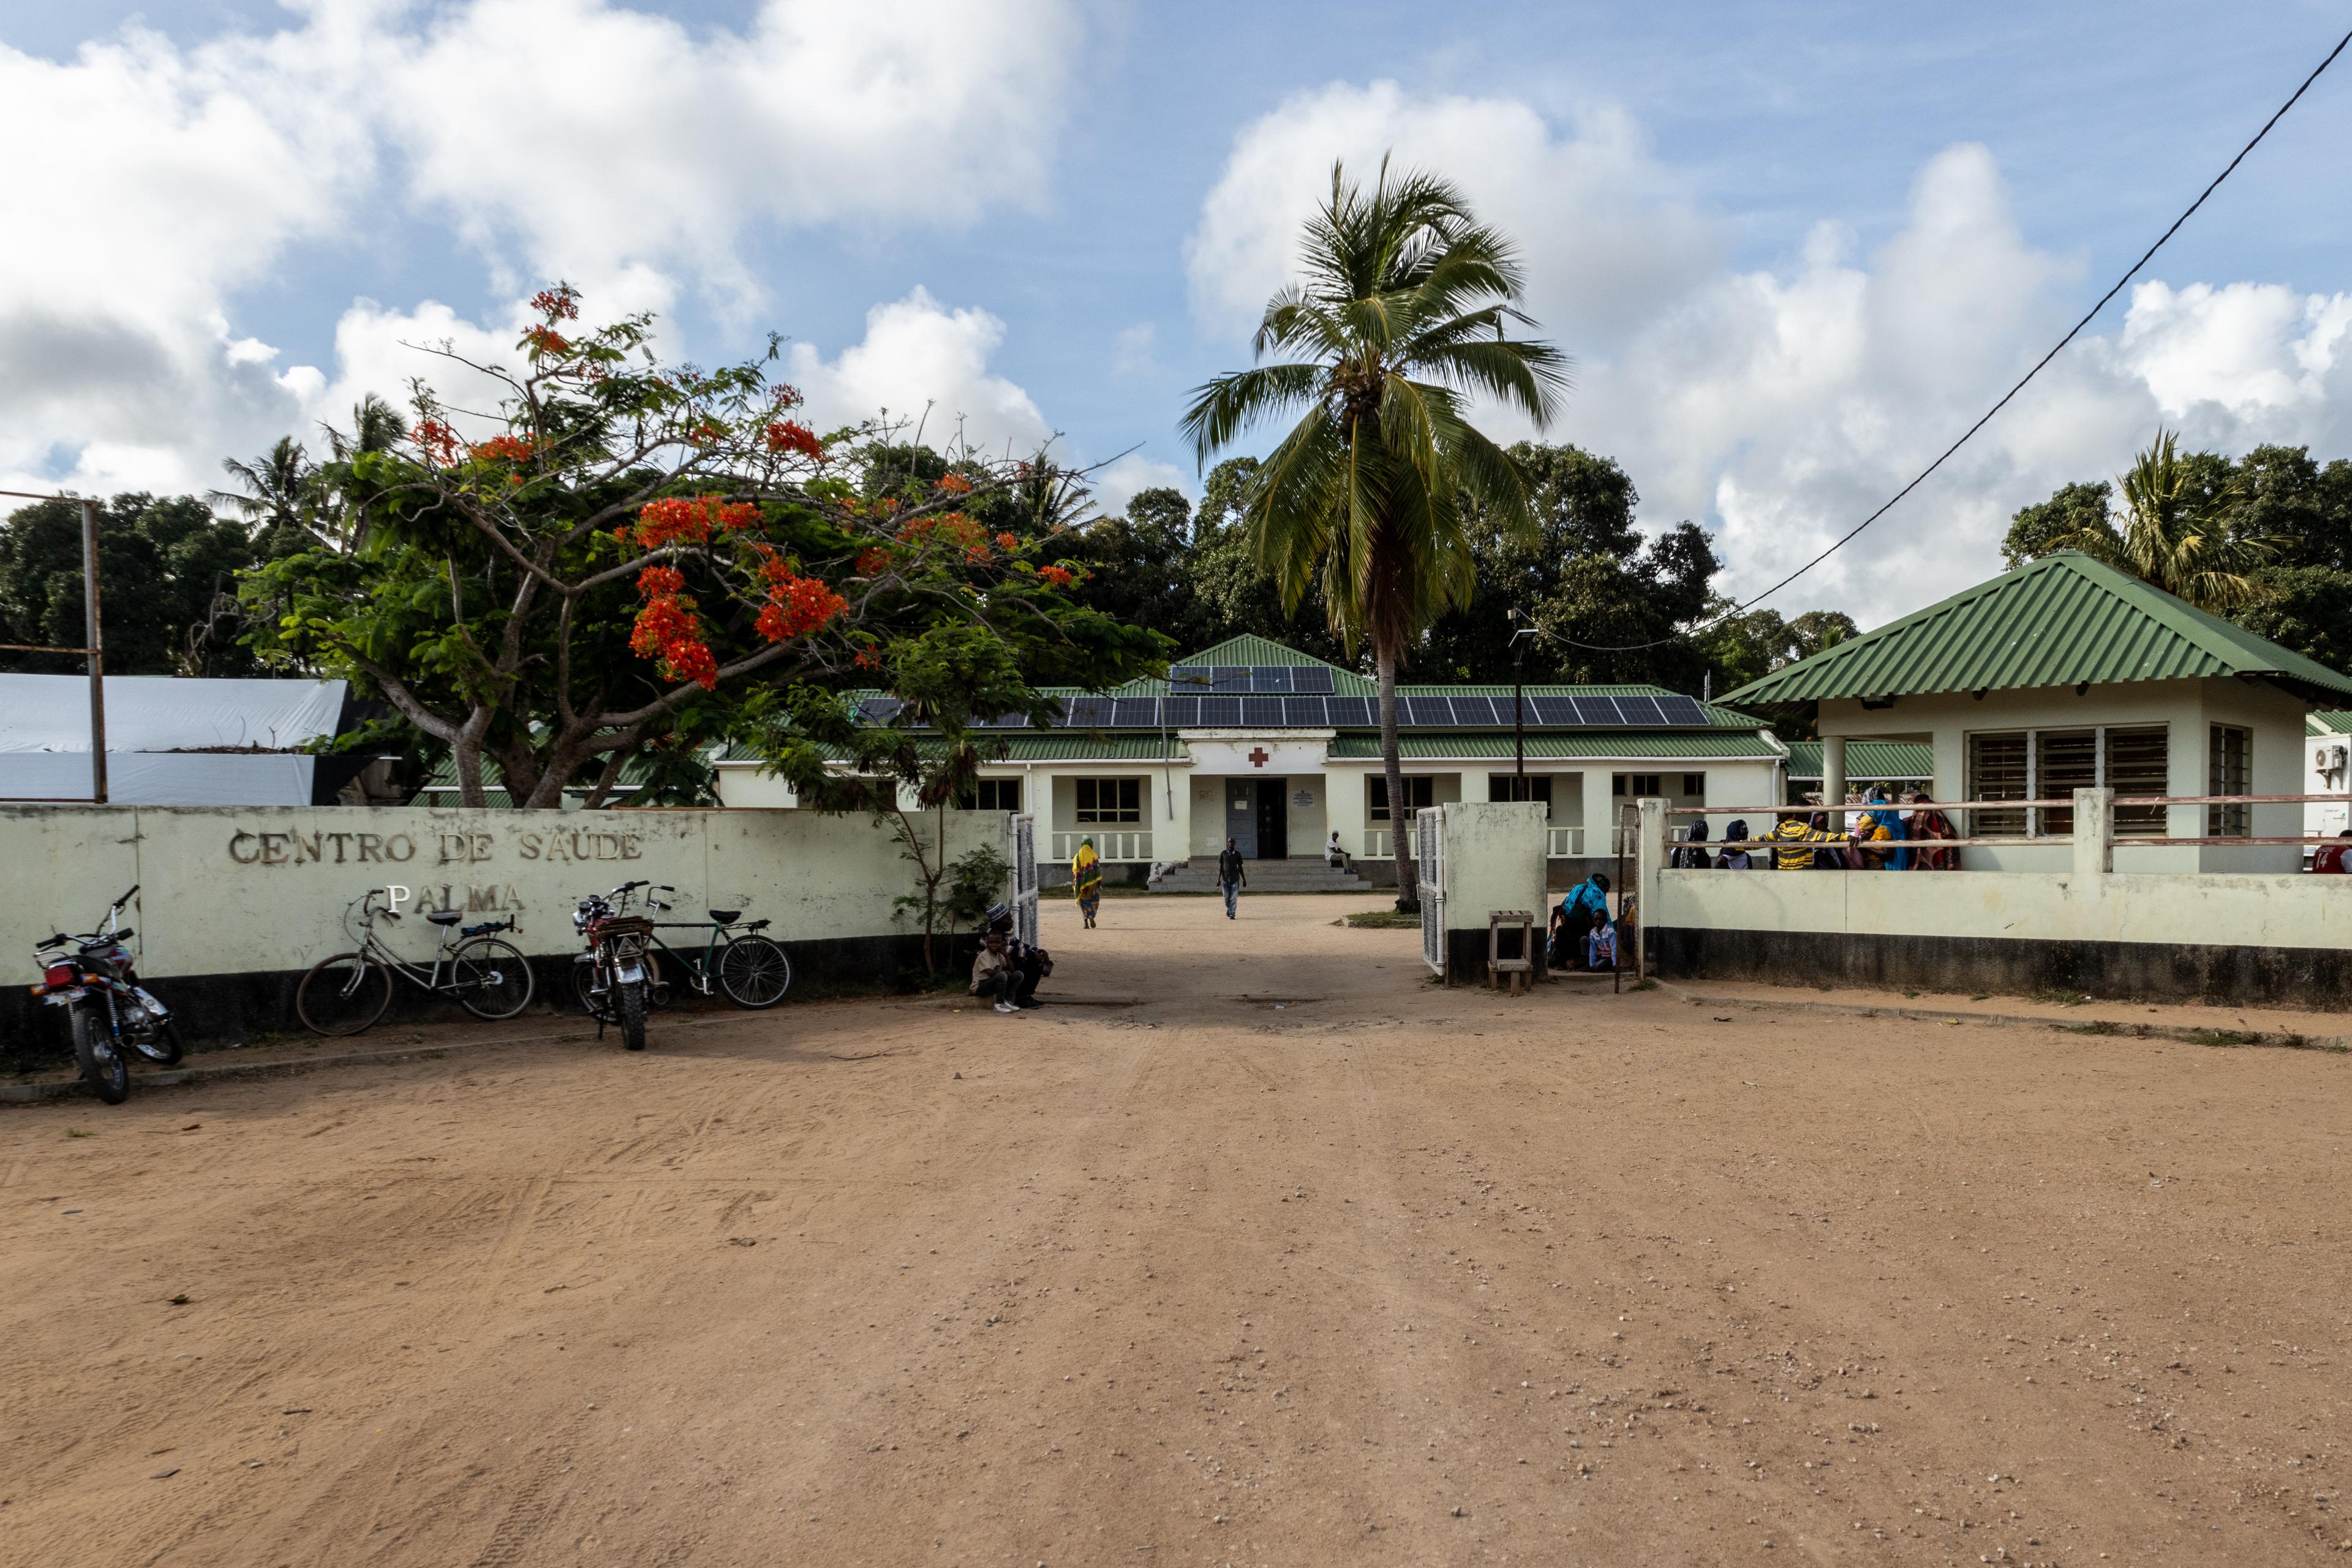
[29,885,183,1104]
[573,880,655,1052]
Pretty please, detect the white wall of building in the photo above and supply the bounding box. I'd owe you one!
[2308,723,2352,839]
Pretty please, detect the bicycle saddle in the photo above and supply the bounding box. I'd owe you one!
[707,909,741,924]
[426,910,464,926]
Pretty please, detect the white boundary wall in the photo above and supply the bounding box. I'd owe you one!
[0,805,1012,981]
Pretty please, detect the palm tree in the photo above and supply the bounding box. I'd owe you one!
[2054,430,2266,610]
[1180,159,1568,908]
[210,435,317,542]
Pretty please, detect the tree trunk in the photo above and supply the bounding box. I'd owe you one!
[1379,647,1418,914]
[453,738,488,810]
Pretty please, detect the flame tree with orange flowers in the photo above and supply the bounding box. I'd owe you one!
[243,286,1164,810]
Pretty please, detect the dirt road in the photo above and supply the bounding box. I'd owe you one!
[4,895,2348,1565]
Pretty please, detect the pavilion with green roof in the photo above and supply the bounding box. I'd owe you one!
[1721,549,2352,870]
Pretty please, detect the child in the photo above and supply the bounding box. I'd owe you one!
[1584,910,1617,971]
[971,932,1029,1014]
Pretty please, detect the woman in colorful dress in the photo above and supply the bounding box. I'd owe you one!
[1072,837,1102,927]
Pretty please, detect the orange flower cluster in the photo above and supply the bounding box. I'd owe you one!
[995,532,1018,551]
[523,325,570,356]
[853,647,882,671]
[528,288,580,321]
[753,569,848,643]
[937,472,972,494]
[856,548,892,577]
[412,418,461,466]
[764,420,823,459]
[1038,564,1074,589]
[630,495,761,549]
[475,433,537,462]
[771,383,805,409]
[628,575,718,690]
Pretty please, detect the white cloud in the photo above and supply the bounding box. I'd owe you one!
[1111,322,1158,379]
[1092,453,1188,518]
[785,288,1052,457]
[0,0,1084,500]
[1187,86,2352,626]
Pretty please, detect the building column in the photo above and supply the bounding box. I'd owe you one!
[1822,734,1847,831]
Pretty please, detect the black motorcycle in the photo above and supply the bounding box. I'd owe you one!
[573,880,655,1052]
[31,885,183,1104]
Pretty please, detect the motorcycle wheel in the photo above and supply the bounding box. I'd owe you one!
[73,1009,130,1104]
[718,935,792,1008]
[296,952,393,1038]
[130,1016,185,1066]
[452,937,535,1021]
[617,979,647,1052]
[572,955,608,1020]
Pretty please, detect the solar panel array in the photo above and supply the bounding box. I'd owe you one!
[876,676,1709,730]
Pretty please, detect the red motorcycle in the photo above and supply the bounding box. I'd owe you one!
[29,885,183,1104]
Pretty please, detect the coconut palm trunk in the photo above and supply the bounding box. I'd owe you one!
[1376,647,1414,899]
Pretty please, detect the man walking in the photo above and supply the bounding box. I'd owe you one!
[1218,835,1246,919]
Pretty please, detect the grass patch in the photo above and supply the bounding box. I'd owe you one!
[2059,1020,2125,1036]
[64,1127,92,1139]
[2185,1028,2261,1049]
[1901,988,1920,999]
[2032,987,2090,1008]
[1343,910,1421,929]
[1629,977,1659,992]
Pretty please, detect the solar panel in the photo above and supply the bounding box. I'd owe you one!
[1528,696,1578,726]
[1242,696,1286,727]
[1397,696,1447,726]
[1110,698,1159,728]
[1197,696,1242,726]
[1250,666,1293,693]
[1656,695,1708,725]
[1167,665,1212,690]
[1570,696,1625,725]
[1281,696,1327,726]
[1291,666,1334,693]
[1201,666,1243,693]
[1160,696,1199,726]
[1325,696,1374,726]
[1062,696,1114,728]
[1452,696,1501,726]
[1613,695,1667,725]
[856,696,903,724]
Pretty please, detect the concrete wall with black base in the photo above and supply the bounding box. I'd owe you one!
[0,804,1011,1063]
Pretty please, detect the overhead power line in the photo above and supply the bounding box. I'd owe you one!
[1547,21,2352,655]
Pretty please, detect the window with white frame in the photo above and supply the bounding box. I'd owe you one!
[1075,777,1141,824]
[957,778,1022,812]
[1486,774,1553,815]
[1368,775,1434,820]
[1967,725,2169,837]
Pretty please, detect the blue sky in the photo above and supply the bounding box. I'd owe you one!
[6,1,2351,624]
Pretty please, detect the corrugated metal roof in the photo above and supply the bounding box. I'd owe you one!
[1327,733,1779,761]
[1722,551,2352,707]
[1782,740,1934,779]
[2309,711,2352,737]
[1178,633,1348,668]
[981,736,1189,761]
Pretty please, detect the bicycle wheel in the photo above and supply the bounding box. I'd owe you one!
[616,979,647,1052]
[718,935,792,1008]
[451,937,535,1020]
[296,952,392,1038]
[72,1008,130,1104]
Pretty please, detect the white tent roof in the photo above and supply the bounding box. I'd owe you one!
[0,675,346,754]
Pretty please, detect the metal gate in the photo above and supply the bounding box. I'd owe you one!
[1011,813,1040,951]
[1415,805,1444,974]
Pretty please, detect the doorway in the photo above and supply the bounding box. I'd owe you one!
[1255,777,1288,859]
[1224,778,1257,858]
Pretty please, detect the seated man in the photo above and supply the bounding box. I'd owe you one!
[1549,871,1610,968]
[985,903,1050,1008]
[970,932,1038,1014]
[1325,830,1349,870]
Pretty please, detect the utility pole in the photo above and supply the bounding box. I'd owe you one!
[1506,608,1539,788]
[0,490,107,802]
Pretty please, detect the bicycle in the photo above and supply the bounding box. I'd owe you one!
[296,889,537,1037]
[571,884,791,1017]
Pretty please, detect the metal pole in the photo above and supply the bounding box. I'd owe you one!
[1513,638,1526,783]
[80,499,107,805]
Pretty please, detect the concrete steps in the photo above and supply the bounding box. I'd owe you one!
[1148,858,1372,894]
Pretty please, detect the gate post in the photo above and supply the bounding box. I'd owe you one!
[2071,786,2114,902]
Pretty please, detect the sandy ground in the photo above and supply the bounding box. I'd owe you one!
[4,895,2349,1567]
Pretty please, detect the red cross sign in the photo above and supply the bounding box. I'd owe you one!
[1248,747,1270,768]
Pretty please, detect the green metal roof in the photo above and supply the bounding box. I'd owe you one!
[1782,740,1935,779]
[979,736,1189,762]
[412,753,667,806]
[1722,551,2352,709]
[1327,732,1780,761]
[1177,633,1349,668]
[2310,712,2352,737]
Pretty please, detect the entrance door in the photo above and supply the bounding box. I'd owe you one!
[1255,776,1288,859]
[1224,778,1257,857]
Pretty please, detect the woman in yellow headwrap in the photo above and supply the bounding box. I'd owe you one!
[1072,837,1102,928]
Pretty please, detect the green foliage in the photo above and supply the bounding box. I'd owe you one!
[1700,605,1857,723]
[0,493,292,676]
[946,842,1012,932]
[2002,481,2115,568]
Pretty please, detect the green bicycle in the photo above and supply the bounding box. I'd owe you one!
[571,884,791,1017]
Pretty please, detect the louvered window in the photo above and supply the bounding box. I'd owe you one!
[2207,726,2250,837]
[2036,729,2098,835]
[2106,727,2169,835]
[1967,731,2029,834]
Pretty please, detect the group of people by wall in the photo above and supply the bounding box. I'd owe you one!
[1673,790,1961,872]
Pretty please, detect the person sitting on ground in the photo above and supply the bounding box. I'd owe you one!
[984,903,1050,1006]
[1717,819,1755,870]
[1671,820,1714,870]
[1325,829,1349,871]
[1550,871,1610,968]
[1584,910,1618,971]
[971,932,1031,1014]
